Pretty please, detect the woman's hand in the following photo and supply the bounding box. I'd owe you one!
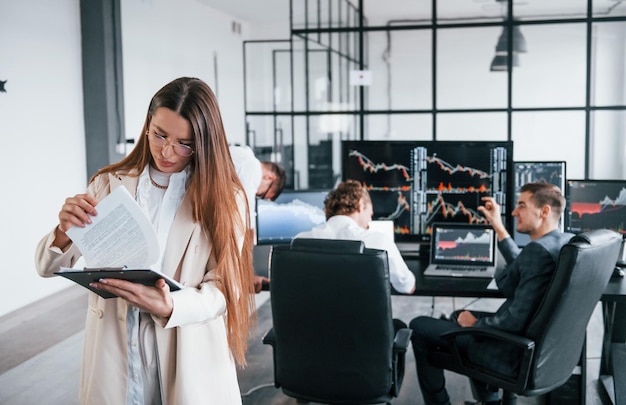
[53,193,99,250]
[90,278,174,319]
[58,193,99,232]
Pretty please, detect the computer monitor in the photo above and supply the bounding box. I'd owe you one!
[513,161,566,246]
[255,189,329,245]
[342,140,514,243]
[566,179,626,236]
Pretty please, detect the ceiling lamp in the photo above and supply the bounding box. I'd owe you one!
[490,21,526,72]
[495,24,527,53]
[490,52,520,71]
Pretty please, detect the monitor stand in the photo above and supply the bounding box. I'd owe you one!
[617,237,626,267]
[397,241,427,259]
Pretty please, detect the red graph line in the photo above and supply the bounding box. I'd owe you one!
[349,150,411,181]
[426,155,490,179]
[428,195,487,224]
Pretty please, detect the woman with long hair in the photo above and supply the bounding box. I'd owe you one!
[35,77,255,404]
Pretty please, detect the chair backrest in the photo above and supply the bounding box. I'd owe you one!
[268,238,395,402]
[524,229,622,392]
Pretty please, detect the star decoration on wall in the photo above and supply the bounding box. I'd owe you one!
[0,80,6,93]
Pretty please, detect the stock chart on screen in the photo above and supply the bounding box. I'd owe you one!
[342,141,513,242]
[566,179,626,236]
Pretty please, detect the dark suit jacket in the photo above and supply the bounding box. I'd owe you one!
[467,230,574,375]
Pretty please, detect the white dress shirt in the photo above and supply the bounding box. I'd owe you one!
[295,215,416,294]
[229,145,262,229]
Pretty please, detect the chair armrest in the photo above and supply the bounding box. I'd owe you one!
[393,328,412,353]
[261,328,281,388]
[440,327,534,351]
[434,327,536,392]
[391,328,412,397]
[262,328,275,347]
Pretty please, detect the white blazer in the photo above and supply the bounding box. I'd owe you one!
[35,171,245,405]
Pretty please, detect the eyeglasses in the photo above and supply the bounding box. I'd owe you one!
[146,131,194,157]
[258,181,274,200]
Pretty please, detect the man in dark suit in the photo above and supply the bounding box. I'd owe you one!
[409,183,573,405]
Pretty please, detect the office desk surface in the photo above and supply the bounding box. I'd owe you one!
[254,245,626,300]
[404,258,504,298]
[601,275,626,303]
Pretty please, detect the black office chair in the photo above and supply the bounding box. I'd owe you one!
[262,238,412,404]
[428,229,623,405]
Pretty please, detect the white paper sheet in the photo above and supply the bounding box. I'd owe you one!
[65,186,159,268]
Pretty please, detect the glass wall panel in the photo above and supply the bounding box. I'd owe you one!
[591,21,626,107]
[244,41,291,112]
[247,0,626,187]
[436,112,508,141]
[330,35,359,111]
[273,50,293,112]
[437,27,508,109]
[293,116,309,189]
[513,2,587,20]
[364,0,429,25]
[292,0,358,30]
[512,111,586,179]
[245,115,276,150]
[307,48,331,112]
[512,23,587,108]
[365,113,432,140]
[292,37,307,112]
[590,110,626,179]
[307,115,335,189]
[368,30,432,110]
[438,0,502,22]
[593,1,626,17]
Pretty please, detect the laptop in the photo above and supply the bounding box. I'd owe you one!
[368,220,395,245]
[423,223,497,278]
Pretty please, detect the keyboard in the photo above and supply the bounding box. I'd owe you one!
[435,265,487,272]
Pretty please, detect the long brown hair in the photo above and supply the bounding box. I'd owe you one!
[91,77,255,366]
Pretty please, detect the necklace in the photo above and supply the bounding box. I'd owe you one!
[149,175,168,190]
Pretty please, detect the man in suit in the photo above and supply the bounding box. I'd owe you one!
[409,183,573,405]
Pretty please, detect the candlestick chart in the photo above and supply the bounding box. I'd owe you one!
[342,141,513,241]
[566,180,626,235]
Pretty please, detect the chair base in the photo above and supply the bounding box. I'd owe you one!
[502,391,517,405]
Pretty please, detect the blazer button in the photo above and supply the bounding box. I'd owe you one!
[97,309,104,319]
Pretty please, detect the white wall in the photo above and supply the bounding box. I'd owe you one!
[121,0,250,146]
[0,0,86,317]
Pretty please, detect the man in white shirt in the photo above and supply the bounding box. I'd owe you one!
[295,179,416,295]
[229,144,287,215]
[229,144,287,292]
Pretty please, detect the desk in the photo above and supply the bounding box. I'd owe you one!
[599,277,626,405]
[404,257,504,298]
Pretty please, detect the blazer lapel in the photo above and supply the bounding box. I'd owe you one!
[107,172,139,196]
[162,193,198,279]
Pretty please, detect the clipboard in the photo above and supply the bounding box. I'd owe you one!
[55,268,184,299]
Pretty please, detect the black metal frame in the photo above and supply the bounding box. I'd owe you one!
[244,0,626,188]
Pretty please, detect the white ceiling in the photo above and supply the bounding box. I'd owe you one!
[195,0,626,26]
